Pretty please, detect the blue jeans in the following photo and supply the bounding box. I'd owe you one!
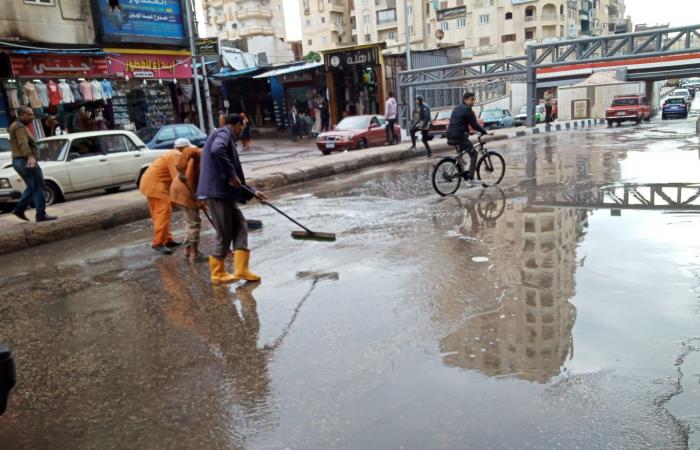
[12,158,46,219]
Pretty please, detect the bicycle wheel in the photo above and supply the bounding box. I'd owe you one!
[432,157,463,196]
[476,151,505,187]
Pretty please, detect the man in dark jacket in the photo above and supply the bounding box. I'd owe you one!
[198,114,268,284]
[409,95,432,156]
[446,92,492,184]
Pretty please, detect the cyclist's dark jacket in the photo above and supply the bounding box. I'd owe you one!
[446,104,488,141]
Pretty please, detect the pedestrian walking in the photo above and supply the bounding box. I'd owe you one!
[289,106,301,142]
[197,114,269,284]
[385,91,398,145]
[9,106,57,223]
[544,89,554,124]
[320,98,330,131]
[240,112,252,151]
[409,95,432,157]
[139,143,185,255]
[170,138,205,262]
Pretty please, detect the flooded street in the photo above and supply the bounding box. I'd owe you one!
[1,118,700,449]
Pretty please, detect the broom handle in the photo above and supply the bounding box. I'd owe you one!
[241,185,314,234]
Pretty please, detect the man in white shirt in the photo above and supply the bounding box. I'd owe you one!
[385,91,398,145]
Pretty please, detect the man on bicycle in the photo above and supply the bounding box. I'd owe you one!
[446,92,491,183]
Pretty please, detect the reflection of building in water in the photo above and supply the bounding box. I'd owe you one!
[441,203,587,382]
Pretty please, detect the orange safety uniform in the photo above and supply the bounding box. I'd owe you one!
[169,146,202,208]
[139,150,181,247]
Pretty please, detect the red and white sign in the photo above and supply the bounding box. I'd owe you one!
[107,53,193,79]
[10,54,109,78]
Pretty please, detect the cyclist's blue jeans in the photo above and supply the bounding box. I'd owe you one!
[12,157,46,219]
[450,136,477,180]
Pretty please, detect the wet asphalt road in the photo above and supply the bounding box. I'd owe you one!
[1,117,700,449]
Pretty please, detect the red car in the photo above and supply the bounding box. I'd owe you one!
[428,110,486,140]
[316,115,401,154]
[605,95,652,126]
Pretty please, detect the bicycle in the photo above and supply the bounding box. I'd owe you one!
[431,134,506,196]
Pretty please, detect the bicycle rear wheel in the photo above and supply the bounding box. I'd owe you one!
[432,157,463,196]
[476,151,505,187]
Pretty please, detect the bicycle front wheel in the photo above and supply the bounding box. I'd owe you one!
[476,151,505,187]
[432,157,463,196]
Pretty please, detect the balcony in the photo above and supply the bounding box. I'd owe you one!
[524,15,537,23]
[236,8,273,20]
[376,20,398,31]
[474,0,496,7]
[541,13,565,22]
[329,0,347,13]
[238,26,276,37]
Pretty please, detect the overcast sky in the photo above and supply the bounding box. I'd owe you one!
[279,0,695,42]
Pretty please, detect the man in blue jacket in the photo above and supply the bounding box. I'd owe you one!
[197,114,268,284]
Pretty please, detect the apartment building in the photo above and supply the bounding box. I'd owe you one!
[299,0,354,54]
[202,0,294,64]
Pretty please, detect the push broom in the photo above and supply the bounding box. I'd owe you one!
[241,186,336,242]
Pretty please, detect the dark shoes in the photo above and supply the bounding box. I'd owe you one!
[165,240,182,248]
[152,245,173,255]
[12,210,29,222]
[36,215,58,223]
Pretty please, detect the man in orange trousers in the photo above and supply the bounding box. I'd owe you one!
[139,138,191,255]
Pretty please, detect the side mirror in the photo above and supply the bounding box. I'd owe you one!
[69,152,80,160]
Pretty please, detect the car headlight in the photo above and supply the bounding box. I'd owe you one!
[0,178,11,189]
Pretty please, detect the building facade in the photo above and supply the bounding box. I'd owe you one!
[202,0,294,64]
[299,0,353,54]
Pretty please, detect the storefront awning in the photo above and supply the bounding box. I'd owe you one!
[253,62,323,79]
[213,67,262,79]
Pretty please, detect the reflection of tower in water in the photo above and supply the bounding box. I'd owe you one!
[440,201,588,383]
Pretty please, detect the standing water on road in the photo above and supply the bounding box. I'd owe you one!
[1,119,700,449]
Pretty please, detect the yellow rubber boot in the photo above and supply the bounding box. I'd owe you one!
[208,256,237,284]
[233,249,261,282]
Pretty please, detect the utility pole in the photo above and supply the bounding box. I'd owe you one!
[183,0,205,132]
[404,0,413,128]
[200,56,215,132]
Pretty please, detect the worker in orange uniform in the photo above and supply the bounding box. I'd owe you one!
[171,141,205,262]
[139,138,190,255]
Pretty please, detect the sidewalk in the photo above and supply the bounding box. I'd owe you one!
[0,118,605,254]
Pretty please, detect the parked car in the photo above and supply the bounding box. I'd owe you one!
[672,89,692,102]
[605,95,652,126]
[514,105,546,126]
[661,97,689,120]
[0,132,9,166]
[0,131,169,206]
[479,109,514,129]
[428,110,486,140]
[137,124,208,150]
[316,115,400,154]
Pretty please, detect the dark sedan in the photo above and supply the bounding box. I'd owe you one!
[661,97,689,120]
[137,124,208,150]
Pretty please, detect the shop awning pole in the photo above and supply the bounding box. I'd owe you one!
[184,0,205,132]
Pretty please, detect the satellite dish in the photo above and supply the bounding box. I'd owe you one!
[435,29,445,41]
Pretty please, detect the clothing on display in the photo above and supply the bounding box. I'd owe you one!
[79,80,93,101]
[4,80,21,111]
[23,81,42,109]
[69,80,83,102]
[101,79,113,99]
[33,81,49,108]
[47,81,62,106]
[90,80,104,100]
[58,81,73,104]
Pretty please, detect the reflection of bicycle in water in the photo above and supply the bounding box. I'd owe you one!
[432,135,506,196]
[436,186,507,233]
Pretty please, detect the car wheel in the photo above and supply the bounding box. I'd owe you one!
[43,181,62,206]
[136,168,147,188]
[322,150,331,155]
[105,186,121,194]
[662,114,667,120]
[356,139,368,150]
[607,120,613,127]
[635,117,642,125]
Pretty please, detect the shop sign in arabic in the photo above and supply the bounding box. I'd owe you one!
[195,38,219,56]
[326,47,380,71]
[436,6,466,21]
[10,54,108,78]
[96,0,186,42]
[108,54,193,79]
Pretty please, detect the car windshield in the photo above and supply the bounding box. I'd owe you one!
[137,128,159,143]
[481,110,502,119]
[612,98,639,106]
[519,106,527,114]
[336,116,370,130]
[36,139,68,161]
[436,111,452,120]
[665,98,686,105]
[674,90,689,95]
[0,137,9,153]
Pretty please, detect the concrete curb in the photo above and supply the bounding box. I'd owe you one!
[0,119,606,254]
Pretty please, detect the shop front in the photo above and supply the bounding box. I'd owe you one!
[322,44,386,126]
[5,51,111,137]
[105,50,194,130]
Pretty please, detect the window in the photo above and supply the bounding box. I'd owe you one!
[505,12,513,20]
[560,4,564,14]
[321,17,325,23]
[335,14,343,26]
[409,25,415,34]
[479,14,489,24]
[308,39,313,45]
[456,18,465,28]
[322,36,327,42]
[365,34,372,42]
[479,37,490,46]
[440,22,448,31]
[70,138,102,158]
[376,9,397,24]
[457,0,464,5]
[99,135,130,154]
[24,0,54,5]
[501,34,516,42]
[388,31,396,40]
[407,4,413,14]
[440,1,448,9]
[306,19,311,26]
[525,30,534,39]
[363,14,370,24]
[156,128,176,142]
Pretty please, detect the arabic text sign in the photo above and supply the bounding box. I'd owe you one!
[96,0,185,42]
[195,38,219,56]
[108,53,193,79]
[325,47,380,71]
[436,6,466,21]
[10,54,109,78]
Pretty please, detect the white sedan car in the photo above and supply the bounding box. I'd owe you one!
[0,130,169,206]
[0,132,9,166]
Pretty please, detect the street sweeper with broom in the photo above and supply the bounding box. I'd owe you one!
[197,113,269,284]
